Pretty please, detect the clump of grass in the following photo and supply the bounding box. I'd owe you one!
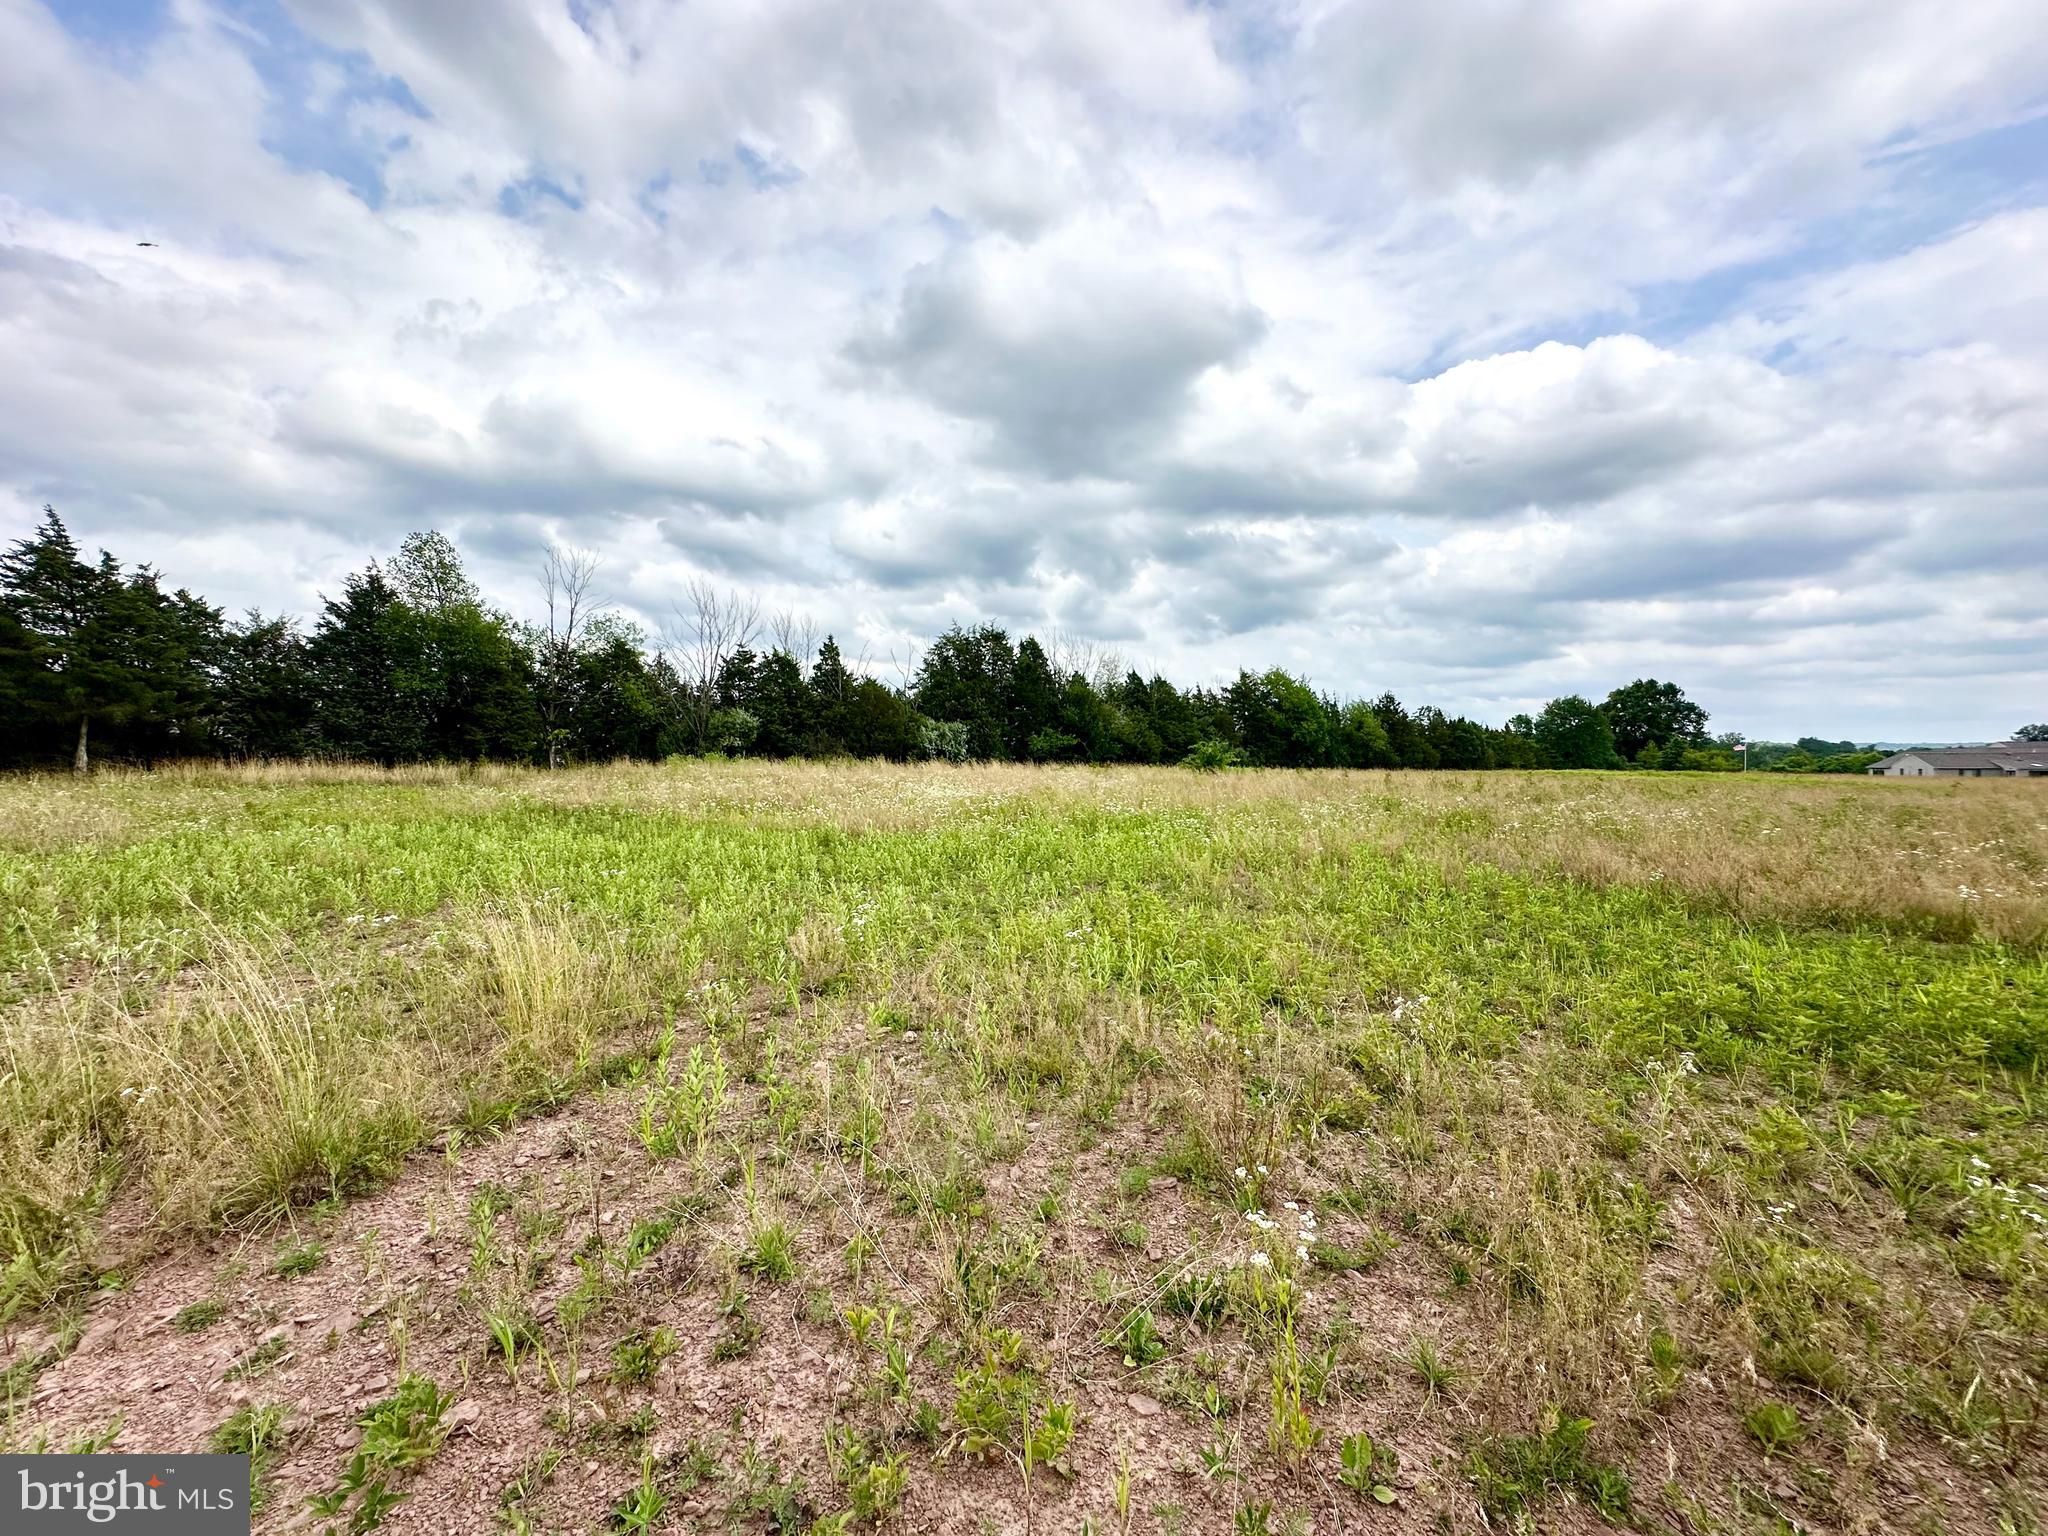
[273,1239,326,1278]
[1744,1401,1805,1457]
[1467,1414,1631,1524]
[1114,1308,1167,1368]
[1310,1230,1396,1272]
[638,1034,727,1161]
[1410,1338,1457,1399]
[621,1202,694,1273]
[357,1373,454,1468]
[308,1373,454,1531]
[611,1452,667,1534]
[211,1401,291,1510]
[174,1297,226,1332]
[824,1425,909,1524]
[739,1220,798,1283]
[222,1334,290,1383]
[610,1326,678,1385]
[712,1287,759,1362]
[498,1447,562,1533]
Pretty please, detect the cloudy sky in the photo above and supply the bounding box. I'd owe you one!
[4,0,2046,740]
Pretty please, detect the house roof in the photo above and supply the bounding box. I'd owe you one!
[1870,748,2048,771]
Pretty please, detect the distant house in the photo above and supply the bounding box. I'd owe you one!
[1867,745,2048,777]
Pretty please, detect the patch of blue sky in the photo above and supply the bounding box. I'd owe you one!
[45,0,170,60]
[498,172,586,220]
[733,141,803,191]
[1192,0,1298,71]
[1431,113,2048,372]
[225,0,431,209]
[54,0,428,209]
[691,142,802,193]
[637,170,674,225]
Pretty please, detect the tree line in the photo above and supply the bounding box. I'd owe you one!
[2,510,1783,774]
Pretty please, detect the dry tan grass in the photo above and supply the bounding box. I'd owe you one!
[6,760,2042,939]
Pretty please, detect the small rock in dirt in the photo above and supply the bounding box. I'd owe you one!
[74,1312,125,1358]
[1126,1392,1162,1417]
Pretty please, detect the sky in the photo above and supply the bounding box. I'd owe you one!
[2,0,2046,743]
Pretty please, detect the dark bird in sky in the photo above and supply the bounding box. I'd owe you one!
[136,241,156,247]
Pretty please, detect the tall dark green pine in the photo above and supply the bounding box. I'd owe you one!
[218,612,316,760]
[912,624,1015,760]
[1225,669,1334,767]
[1103,672,1163,763]
[1055,672,1114,761]
[1006,637,1061,758]
[114,571,227,763]
[716,647,760,711]
[1373,693,1436,768]
[570,628,666,760]
[840,677,919,760]
[748,649,815,757]
[1,509,151,770]
[308,567,426,764]
[386,532,537,761]
[809,636,854,754]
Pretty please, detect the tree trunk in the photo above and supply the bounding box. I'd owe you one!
[72,713,89,774]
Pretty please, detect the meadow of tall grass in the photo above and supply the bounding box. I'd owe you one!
[1,761,2043,1532]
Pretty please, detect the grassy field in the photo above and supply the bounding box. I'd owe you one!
[2,762,2045,1534]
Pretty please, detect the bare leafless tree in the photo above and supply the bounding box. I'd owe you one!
[889,640,924,693]
[769,607,820,670]
[1045,627,1088,683]
[540,546,602,647]
[1090,646,1127,694]
[1045,628,1125,691]
[665,579,761,751]
[535,545,603,768]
